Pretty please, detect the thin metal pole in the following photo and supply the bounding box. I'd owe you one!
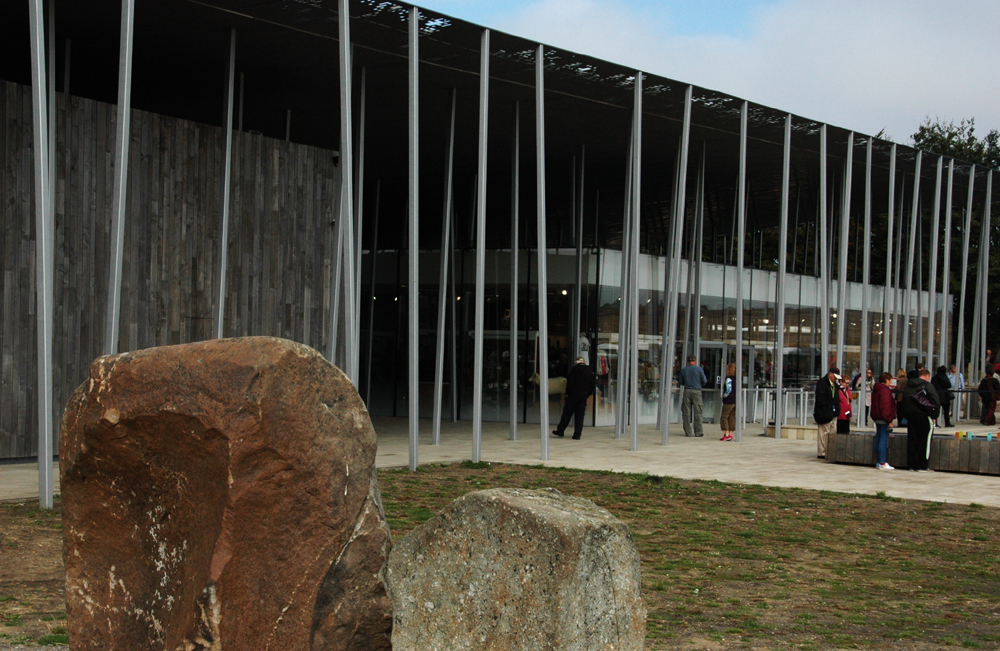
[573,145,586,362]
[891,182,906,371]
[472,29,490,464]
[46,0,55,228]
[433,89,457,446]
[29,0,54,509]
[882,145,896,370]
[819,126,830,372]
[660,85,693,443]
[364,181,380,406]
[858,138,872,427]
[735,101,747,443]
[214,28,237,340]
[616,129,634,440]
[407,7,420,470]
[901,153,922,369]
[656,144,680,432]
[450,204,459,423]
[693,144,705,364]
[835,133,854,368]
[338,0,357,382]
[104,0,135,355]
[354,66,367,349]
[774,115,791,440]
[971,205,984,383]
[941,160,954,369]
[979,172,993,381]
[629,72,642,451]
[535,44,550,461]
[238,72,244,132]
[956,166,976,386]
[926,156,943,368]
[510,101,521,439]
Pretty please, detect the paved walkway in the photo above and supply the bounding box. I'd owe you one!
[5,419,1000,507]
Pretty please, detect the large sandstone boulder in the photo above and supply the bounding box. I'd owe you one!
[59,337,392,651]
[385,488,645,651]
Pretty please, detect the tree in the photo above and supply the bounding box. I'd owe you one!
[911,117,1000,169]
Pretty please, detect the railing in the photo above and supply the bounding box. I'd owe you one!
[742,387,813,428]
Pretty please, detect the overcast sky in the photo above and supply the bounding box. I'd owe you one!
[415,0,1000,143]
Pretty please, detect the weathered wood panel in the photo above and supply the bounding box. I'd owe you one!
[1,80,338,459]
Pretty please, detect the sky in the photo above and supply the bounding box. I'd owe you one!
[414,0,1000,143]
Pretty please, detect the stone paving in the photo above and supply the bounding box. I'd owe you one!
[4,418,1000,507]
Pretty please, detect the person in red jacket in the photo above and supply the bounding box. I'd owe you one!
[870,371,897,470]
[836,375,853,433]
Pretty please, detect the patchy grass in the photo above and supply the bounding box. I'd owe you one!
[378,463,1000,650]
[4,465,1000,649]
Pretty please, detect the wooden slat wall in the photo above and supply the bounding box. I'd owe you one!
[1,80,338,460]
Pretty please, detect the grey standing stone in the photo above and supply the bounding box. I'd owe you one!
[386,487,645,651]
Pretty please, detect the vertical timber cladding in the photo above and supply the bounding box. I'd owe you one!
[0,80,338,460]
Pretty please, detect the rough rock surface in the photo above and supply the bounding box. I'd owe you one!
[385,487,645,651]
[59,337,392,651]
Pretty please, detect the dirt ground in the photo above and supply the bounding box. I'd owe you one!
[3,463,1000,649]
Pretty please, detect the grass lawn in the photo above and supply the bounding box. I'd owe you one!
[2,462,999,649]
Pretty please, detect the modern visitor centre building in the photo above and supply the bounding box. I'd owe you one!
[2,0,997,494]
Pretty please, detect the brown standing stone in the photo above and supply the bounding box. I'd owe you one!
[60,337,392,651]
[385,488,646,651]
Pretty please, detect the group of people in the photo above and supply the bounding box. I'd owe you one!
[815,363,965,472]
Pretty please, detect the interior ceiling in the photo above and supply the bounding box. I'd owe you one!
[1,0,992,253]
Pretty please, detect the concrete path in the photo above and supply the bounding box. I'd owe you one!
[5,419,1000,507]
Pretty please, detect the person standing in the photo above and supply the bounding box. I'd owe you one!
[931,365,954,428]
[948,365,965,421]
[719,363,737,442]
[551,357,596,440]
[836,375,853,434]
[901,368,940,471]
[679,356,708,437]
[870,371,897,470]
[978,371,998,426]
[814,367,840,459]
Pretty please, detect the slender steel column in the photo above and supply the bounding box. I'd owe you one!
[734,101,747,443]
[774,114,791,440]
[857,138,873,427]
[656,144,679,432]
[660,85,693,443]
[835,133,854,368]
[510,101,521,440]
[979,172,993,380]
[956,166,976,383]
[28,0,54,509]
[882,145,897,369]
[354,66,367,346]
[616,130,634,440]
[407,7,420,470]
[104,0,135,354]
[819,126,830,372]
[941,160,955,369]
[901,153,922,368]
[692,144,705,365]
[926,156,943,368]
[971,202,985,382]
[432,89,457,446]
[338,0,357,382]
[891,183,906,371]
[46,0,55,219]
[573,145,586,364]
[628,72,642,451]
[364,180,380,406]
[213,28,237,340]
[535,44,550,461]
[472,30,490,463]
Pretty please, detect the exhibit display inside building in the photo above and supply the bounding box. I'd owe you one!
[2,0,997,493]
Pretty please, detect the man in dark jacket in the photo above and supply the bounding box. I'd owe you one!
[552,357,596,440]
[814,367,840,459]
[930,365,954,428]
[900,368,940,471]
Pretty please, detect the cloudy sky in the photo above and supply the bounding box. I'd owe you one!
[415,0,999,143]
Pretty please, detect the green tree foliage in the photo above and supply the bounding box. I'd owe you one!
[911,117,1000,169]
